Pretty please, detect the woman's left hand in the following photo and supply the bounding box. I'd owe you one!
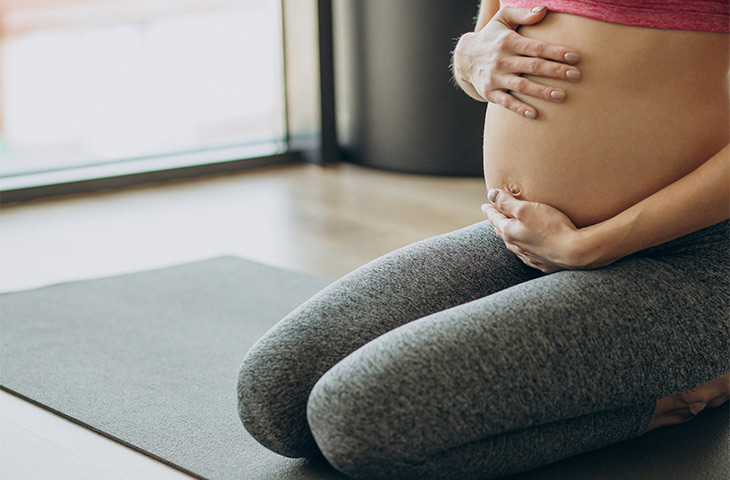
[482,189,585,273]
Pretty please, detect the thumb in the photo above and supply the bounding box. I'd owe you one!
[487,188,522,217]
[497,5,548,30]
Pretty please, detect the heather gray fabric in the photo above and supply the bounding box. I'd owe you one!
[1,255,727,480]
[238,220,730,479]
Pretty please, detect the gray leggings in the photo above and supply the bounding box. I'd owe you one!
[238,220,729,479]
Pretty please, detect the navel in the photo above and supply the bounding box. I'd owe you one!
[507,183,522,197]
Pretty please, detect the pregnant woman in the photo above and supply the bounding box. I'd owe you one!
[238,1,730,479]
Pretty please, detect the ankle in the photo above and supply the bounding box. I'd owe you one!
[647,373,730,433]
[647,391,707,432]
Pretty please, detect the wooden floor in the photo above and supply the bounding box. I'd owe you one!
[0,163,486,479]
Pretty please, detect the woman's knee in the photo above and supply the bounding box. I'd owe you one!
[305,353,431,479]
[237,327,320,458]
[306,374,397,478]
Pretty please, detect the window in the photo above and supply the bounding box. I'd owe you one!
[0,0,287,191]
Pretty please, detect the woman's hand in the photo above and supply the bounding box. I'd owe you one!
[453,6,581,119]
[482,189,586,273]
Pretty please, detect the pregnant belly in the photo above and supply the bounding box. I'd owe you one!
[482,14,729,228]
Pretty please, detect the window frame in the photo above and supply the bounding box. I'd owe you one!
[0,0,337,204]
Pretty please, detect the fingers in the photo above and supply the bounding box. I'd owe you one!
[482,198,525,242]
[483,203,557,273]
[483,202,524,244]
[497,8,581,65]
[481,203,511,235]
[506,76,565,104]
[509,52,580,82]
[484,89,538,119]
[499,73,566,103]
[497,5,549,30]
[487,189,524,219]
[481,56,579,118]
[483,17,580,118]
[460,6,581,119]
[508,31,580,66]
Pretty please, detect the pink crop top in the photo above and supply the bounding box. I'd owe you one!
[499,0,730,33]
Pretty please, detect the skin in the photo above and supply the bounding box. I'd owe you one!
[452,5,581,118]
[453,1,730,431]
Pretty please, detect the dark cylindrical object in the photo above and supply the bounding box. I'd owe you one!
[337,0,486,176]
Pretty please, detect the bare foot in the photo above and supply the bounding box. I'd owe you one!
[647,372,730,432]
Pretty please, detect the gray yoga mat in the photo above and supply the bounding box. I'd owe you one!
[1,257,727,480]
[0,257,345,480]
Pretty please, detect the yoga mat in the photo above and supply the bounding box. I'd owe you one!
[1,257,727,480]
[0,257,345,480]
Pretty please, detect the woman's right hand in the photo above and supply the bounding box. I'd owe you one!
[452,6,581,119]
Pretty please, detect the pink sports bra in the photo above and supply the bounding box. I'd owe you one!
[499,0,730,33]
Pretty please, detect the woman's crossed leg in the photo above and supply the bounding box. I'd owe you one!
[238,222,729,479]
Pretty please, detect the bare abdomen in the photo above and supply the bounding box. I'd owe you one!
[482,13,729,227]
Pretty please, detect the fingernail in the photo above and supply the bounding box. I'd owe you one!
[531,6,546,13]
[524,109,536,119]
[564,52,580,63]
[566,69,580,80]
[550,90,565,101]
[481,203,489,214]
[488,189,499,203]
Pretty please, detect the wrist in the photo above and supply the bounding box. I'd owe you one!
[571,218,632,269]
[568,228,607,269]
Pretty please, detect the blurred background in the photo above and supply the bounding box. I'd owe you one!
[0,0,485,200]
[0,0,286,183]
